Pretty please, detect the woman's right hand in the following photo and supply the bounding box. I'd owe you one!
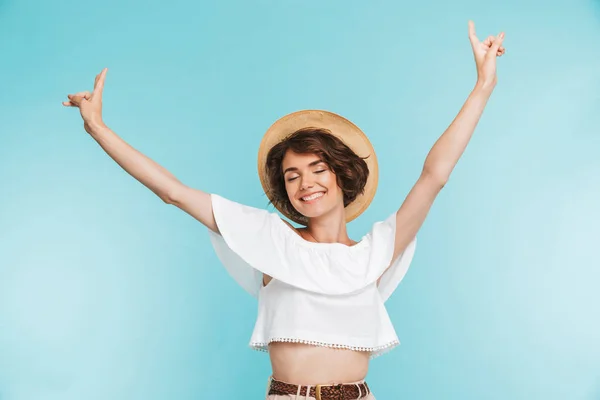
[63,68,108,134]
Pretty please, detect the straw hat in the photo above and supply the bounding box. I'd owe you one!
[257,110,378,224]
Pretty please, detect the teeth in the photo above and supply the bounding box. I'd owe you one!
[302,192,324,201]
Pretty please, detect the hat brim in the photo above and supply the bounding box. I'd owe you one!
[257,110,378,224]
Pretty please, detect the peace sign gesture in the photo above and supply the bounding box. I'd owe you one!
[468,21,505,88]
[63,68,108,134]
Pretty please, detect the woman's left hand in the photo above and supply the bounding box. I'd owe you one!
[468,20,505,89]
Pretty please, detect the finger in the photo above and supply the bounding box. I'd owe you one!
[67,94,87,106]
[468,20,477,38]
[468,20,479,47]
[62,101,76,107]
[69,91,91,101]
[483,35,495,48]
[94,68,108,95]
[487,32,505,57]
[93,70,105,90]
[69,91,91,97]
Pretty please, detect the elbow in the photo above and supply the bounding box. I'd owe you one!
[161,185,183,205]
[421,168,448,189]
[161,194,174,205]
[159,192,174,204]
[422,160,450,189]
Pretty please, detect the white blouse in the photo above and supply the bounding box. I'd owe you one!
[208,194,417,358]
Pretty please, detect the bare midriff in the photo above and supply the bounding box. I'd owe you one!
[269,342,370,385]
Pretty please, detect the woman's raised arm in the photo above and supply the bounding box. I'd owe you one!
[388,21,506,263]
[63,68,218,233]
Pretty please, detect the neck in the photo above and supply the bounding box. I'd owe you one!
[305,206,353,245]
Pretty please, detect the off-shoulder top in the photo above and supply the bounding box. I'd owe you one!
[208,194,417,358]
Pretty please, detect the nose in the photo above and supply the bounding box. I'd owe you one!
[300,177,315,191]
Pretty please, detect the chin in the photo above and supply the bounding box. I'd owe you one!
[294,203,338,220]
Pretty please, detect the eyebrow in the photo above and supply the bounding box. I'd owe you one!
[283,160,325,175]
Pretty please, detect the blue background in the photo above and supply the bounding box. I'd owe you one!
[1,0,599,399]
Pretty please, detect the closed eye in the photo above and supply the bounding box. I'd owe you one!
[286,168,326,182]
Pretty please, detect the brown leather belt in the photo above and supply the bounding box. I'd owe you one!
[268,378,371,399]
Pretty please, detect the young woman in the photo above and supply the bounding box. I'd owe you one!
[63,21,505,400]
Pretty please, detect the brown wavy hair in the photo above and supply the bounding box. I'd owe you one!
[265,127,369,224]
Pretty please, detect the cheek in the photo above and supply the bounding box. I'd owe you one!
[284,181,298,199]
[319,173,342,199]
[322,172,337,189]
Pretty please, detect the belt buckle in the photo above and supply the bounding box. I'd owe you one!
[315,384,344,400]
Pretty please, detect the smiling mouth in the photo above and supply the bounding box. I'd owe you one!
[301,192,325,202]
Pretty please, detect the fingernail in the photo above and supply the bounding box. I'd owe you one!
[499,32,505,38]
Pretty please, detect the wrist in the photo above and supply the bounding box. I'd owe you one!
[474,78,496,94]
[87,120,108,136]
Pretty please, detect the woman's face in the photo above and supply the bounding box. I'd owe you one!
[281,150,344,220]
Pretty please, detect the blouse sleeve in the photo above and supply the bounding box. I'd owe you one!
[207,194,275,297]
[366,212,417,302]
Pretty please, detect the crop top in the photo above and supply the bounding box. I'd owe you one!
[208,194,417,358]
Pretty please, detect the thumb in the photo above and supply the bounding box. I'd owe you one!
[487,32,505,57]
